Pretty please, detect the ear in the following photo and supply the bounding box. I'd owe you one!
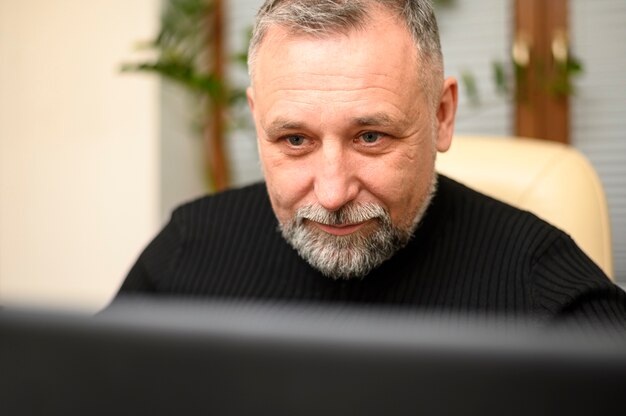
[435,77,458,153]
[246,86,255,115]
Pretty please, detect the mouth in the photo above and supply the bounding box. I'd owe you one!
[308,220,370,236]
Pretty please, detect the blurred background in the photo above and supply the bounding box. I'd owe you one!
[1,0,624,311]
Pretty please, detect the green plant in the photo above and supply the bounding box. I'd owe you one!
[123,0,224,101]
[122,0,246,190]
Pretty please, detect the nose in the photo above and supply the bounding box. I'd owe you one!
[313,144,359,212]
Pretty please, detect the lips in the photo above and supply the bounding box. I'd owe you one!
[311,220,369,236]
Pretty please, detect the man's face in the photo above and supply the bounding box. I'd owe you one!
[248,8,456,278]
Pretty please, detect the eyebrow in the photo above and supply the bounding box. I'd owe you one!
[351,112,396,127]
[263,117,305,138]
[263,111,403,138]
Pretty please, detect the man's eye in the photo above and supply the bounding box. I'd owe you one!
[286,135,305,146]
[359,132,383,144]
[362,132,379,143]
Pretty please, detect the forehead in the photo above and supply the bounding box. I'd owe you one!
[251,8,423,109]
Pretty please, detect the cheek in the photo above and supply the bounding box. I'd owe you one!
[363,148,435,225]
[260,145,313,222]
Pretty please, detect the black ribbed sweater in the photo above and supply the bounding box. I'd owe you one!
[119,175,626,325]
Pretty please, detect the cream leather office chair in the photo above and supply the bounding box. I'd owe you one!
[436,136,614,279]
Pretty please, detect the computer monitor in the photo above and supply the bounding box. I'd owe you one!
[1,298,625,416]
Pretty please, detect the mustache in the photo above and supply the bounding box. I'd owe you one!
[294,203,390,226]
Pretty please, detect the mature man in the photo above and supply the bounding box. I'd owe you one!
[119,0,625,325]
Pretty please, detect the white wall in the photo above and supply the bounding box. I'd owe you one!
[437,0,513,136]
[159,80,208,221]
[225,0,264,188]
[0,0,161,312]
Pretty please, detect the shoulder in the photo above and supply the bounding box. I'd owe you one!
[530,231,623,320]
[174,181,269,213]
[435,175,624,321]
[117,182,278,295]
[167,182,277,242]
[434,174,563,254]
[437,174,542,219]
[171,182,271,222]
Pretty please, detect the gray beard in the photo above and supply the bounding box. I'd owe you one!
[279,177,438,279]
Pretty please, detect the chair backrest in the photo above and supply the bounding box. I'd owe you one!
[436,136,613,279]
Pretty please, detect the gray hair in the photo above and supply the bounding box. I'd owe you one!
[247,0,444,107]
